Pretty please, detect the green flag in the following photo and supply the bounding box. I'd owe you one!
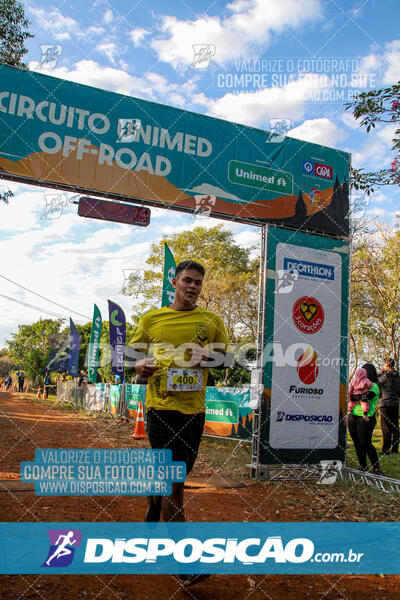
[88,304,102,383]
[161,243,176,307]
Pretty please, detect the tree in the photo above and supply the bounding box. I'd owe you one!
[7,318,64,384]
[350,224,400,369]
[122,225,259,342]
[0,347,15,377]
[346,82,400,194]
[0,0,33,203]
[0,0,33,68]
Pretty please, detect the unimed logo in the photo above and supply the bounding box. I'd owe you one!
[83,536,315,564]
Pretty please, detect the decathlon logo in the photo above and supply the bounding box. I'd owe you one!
[42,529,82,567]
[283,258,334,280]
[84,536,314,564]
[302,160,332,179]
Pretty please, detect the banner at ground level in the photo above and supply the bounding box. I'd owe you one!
[260,226,349,464]
[125,384,146,418]
[0,64,349,237]
[204,387,252,439]
[109,384,121,415]
[94,383,108,411]
[0,522,399,574]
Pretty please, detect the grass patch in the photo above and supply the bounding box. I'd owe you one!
[346,419,400,479]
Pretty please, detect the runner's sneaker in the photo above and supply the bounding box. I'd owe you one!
[372,468,384,476]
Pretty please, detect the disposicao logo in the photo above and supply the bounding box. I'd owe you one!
[276,413,333,423]
[42,529,82,567]
[283,258,334,281]
[83,536,315,565]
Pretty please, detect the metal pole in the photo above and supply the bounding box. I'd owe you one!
[251,224,268,478]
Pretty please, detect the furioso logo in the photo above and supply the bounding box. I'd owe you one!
[292,296,324,334]
[297,345,319,384]
[42,529,82,568]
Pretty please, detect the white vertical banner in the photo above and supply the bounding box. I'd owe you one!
[269,242,342,450]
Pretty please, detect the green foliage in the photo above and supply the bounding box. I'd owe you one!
[346,82,400,193]
[0,348,15,377]
[122,225,259,343]
[7,318,64,364]
[7,318,65,385]
[0,0,33,67]
[351,225,400,368]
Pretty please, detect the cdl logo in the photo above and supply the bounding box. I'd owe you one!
[302,160,332,180]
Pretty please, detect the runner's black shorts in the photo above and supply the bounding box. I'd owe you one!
[146,409,205,475]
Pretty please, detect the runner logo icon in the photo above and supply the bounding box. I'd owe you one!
[42,529,82,567]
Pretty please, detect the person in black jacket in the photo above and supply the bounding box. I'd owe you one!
[17,371,25,392]
[378,358,400,455]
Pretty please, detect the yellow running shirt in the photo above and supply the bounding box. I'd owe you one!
[130,306,230,414]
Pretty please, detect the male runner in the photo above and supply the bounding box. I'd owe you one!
[131,260,231,526]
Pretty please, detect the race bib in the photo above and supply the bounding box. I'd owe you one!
[166,368,203,391]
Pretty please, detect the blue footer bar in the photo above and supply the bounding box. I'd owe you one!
[1,522,399,574]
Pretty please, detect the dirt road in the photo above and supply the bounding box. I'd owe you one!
[1,391,398,599]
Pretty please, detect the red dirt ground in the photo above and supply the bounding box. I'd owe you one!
[0,391,398,599]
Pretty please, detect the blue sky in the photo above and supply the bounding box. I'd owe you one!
[1,0,400,347]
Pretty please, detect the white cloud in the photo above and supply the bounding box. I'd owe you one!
[358,39,400,86]
[130,28,151,46]
[32,60,199,105]
[382,40,400,85]
[151,0,323,68]
[234,229,261,249]
[340,111,362,130]
[366,207,386,217]
[352,138,390,170]
[288,118,346,146]
[28,7,82,41]
[371,191,390,203]
[377,123,398,147]
[96,42,118,66]
[103,9,115,24]
[201,73,338,128]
